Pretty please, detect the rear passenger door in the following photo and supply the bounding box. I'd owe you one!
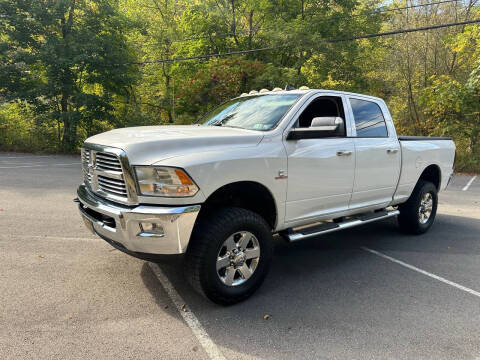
[347,97,401,209]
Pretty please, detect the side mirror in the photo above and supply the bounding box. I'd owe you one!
[287,117,345,140]
[311,116,344,132]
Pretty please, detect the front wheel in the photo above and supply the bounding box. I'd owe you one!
[185,207,273,305]
[398,180,438,234]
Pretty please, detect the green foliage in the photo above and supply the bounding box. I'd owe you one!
[0,0,478,172]
[0,0,138,152]
[0,102,58,151]
[414,21,480,173]
[174,58,263,122]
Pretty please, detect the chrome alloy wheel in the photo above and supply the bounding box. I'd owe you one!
[216,231,260,286]
[418,192,433,224]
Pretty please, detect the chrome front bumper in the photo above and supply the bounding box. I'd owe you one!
[76,185,200,255]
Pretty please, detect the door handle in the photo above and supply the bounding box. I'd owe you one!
[387,149,399,154]
[336,150,352,156]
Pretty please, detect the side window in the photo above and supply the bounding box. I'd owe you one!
[349,98,388,137]
[296,96,346,136]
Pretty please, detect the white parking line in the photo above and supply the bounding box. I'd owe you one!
[0,155,51,158]
[462,176,477,191]
[362,247,480,298]
[0,162,52,165]
[148,262,226,360]
[0,234,97,242]
[0,163,79,169]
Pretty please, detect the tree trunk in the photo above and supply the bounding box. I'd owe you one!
[162,62,173,124]
[61,93,76,152]
[230,0,240,46]
[59,1,76,152]
[248,10,254,49]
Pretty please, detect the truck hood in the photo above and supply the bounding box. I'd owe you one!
[85,125,264,165]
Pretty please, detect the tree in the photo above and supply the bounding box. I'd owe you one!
[1,0,478,172]
[0,0,138,151]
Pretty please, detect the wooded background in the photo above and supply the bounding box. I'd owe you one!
[0,0,479,172]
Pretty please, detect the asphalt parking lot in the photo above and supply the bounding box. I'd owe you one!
[0,153,479,360]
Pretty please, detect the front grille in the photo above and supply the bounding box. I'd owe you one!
[82,148,92,184]
[96,152,123,172]
[82,148,90,163]
[81,147,130,204]
[98,175,128,196]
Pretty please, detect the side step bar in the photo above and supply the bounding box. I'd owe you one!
[287,209,400,242]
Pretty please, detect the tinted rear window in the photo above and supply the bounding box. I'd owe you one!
[350,98,388,137]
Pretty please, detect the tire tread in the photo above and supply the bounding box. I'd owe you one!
[185,207,273,305]
[398,180,438,235]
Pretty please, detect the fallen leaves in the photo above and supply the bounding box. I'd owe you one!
[181,304,188,312]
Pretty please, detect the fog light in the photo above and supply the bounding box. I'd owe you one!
[139,222,165,237]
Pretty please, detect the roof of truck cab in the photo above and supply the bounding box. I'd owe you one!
[237,89,384,102]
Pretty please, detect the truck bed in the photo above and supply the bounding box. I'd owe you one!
[398,136,453,141]
[394,136,456,205]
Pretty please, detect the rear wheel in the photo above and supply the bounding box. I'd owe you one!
[185,207,273,305]
[398,180,438,234]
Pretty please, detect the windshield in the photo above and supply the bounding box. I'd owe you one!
[201,94,301,131]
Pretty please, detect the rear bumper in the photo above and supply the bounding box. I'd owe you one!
[76,185,200,255]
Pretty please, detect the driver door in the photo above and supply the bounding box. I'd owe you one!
[283,95,355,224]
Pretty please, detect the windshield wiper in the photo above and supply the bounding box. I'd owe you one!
[218,125,245,129]
[211,113,235,127]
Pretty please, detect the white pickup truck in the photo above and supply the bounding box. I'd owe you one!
[76,89,456,304]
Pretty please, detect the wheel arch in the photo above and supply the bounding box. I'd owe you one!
[199,181,277,229]
[418,164,442,190]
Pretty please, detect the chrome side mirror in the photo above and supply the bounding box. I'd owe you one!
[310,117,345,134]
[287,117,345,140]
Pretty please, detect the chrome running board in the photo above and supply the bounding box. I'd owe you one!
[286,209,400,242]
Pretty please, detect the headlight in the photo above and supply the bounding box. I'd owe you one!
[135,167,199,197]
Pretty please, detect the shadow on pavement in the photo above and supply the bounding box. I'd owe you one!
[141,213,480,359]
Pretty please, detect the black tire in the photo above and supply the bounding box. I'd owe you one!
[185,207,274,305]
[398,180,438,235]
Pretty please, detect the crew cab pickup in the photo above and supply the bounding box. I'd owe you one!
[76,89,456,304]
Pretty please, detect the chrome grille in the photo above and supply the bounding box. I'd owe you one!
[82,149,92,184]
[81,146,132,204]
[82,148,90,163]
[98,175,128,196]
[96,152,123,172]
